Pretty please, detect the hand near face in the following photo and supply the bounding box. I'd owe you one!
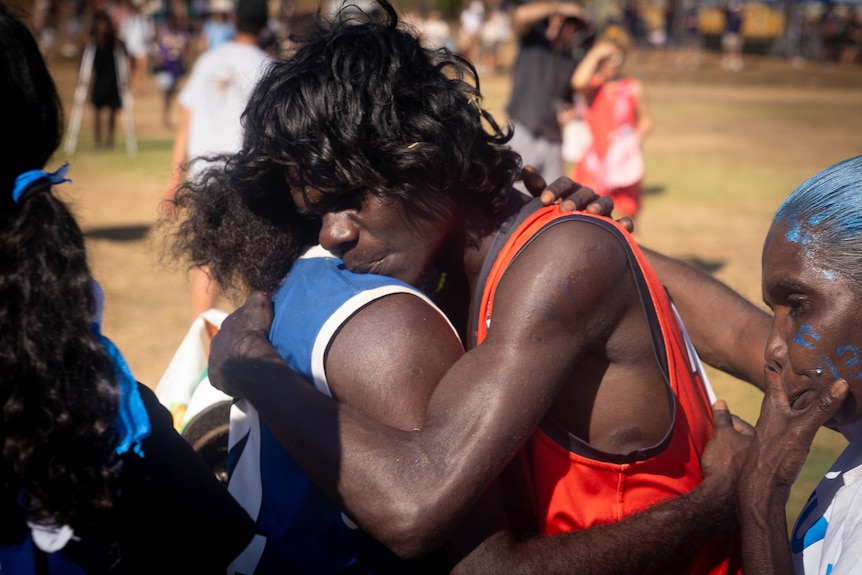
[525,166,634,233]
[738,367,849,502]
[699,400,754,505]
[209,290,279,398]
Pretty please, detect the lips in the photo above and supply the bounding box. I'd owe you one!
[344,256,384,275]
[790,389,816,410]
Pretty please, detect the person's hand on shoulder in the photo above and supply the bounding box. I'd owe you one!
[208,290,279,398]
[525,165,633,232]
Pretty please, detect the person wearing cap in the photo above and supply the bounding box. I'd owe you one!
[201,0,237,52]
[162,0,270,321]
[505,0,592,192]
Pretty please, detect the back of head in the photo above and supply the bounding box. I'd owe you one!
[0,2,119,532]
[600,25,631,57]
[242,0,520,235]
[0,3,62,201]
[773,155,862,289]
[236,0,268,34]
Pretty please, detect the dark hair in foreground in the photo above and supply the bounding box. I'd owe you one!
[166,0,521,293]
[0,2,120,535]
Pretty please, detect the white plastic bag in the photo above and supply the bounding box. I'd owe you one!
[155,308,232,432]
[562,119,592,164]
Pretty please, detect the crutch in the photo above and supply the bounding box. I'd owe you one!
[64,41,95,155]
[115,45,137,155]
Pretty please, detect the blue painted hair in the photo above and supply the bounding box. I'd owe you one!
[773,155,862,287]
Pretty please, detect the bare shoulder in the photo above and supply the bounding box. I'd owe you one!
[489,217,636,341]
[324,291,463,430]
[507,216,633,287]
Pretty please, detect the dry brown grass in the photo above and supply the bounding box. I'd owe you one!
[47,45,862,523]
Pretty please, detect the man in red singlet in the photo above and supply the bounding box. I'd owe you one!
[203,1,772,572]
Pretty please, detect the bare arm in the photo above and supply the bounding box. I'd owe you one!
[642,246,770,390]
[447,397,750,574]
[212,224,742,563]
[571,40,616,92]
[630,78,653,141]
[512,0,584,36]
[212,224,627,556]
[162,106,190,216]
[243,292,464,554]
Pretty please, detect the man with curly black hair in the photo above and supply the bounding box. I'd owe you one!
[167,1,768,573]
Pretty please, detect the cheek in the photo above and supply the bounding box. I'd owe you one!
[791,322,862,382]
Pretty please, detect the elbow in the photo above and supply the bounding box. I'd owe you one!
[361,492,455,560]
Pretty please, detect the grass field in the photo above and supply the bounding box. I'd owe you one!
[46,44,862,530]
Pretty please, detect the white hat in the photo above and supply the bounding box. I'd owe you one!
[208,0,234,14]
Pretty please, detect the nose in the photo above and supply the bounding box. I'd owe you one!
[763,317,788,373]
[319,212,357,259]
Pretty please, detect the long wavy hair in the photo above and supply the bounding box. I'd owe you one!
[0,3,120,536]
[164,0,522,294]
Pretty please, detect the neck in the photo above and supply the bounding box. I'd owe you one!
[233,31,259,46]
[463,188,531,291]
[429,187,530,340]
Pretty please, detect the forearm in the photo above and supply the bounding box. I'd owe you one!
[738,489,794,575]
[452,477,737,575]
[642,246,769,389]
[221,346,529,558]
[164,107,190,204]
[571,50,602,91]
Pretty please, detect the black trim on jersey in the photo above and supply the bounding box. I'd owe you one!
[471,202,676,464]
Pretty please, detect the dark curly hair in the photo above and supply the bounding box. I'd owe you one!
[0,2,120,537]
[164,0,522,294]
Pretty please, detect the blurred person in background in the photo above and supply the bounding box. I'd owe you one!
[152,8,190,128]
[570,27,653,222]
[505,0,591,192]
[200,0,237,51]
[721,0,745,71]
[89,10,123,149]
[458,0,485,64]
[116,0,154,94]
[162,0,271,321]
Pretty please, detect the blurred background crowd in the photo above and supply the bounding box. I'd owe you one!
[23,0,862,75]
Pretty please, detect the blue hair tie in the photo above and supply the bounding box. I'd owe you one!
[12,163,72,203]
[92,324,152,457]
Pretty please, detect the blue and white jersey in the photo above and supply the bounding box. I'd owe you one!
[227,248,456,574]
[791,419,862,575]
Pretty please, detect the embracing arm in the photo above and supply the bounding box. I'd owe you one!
[213,223,745,567]
[447,395,750,574]
[211,223,624,557]
[212,291,567,557]
[227,292,465,557]
[454,478,736,575]
[642,246,770,390]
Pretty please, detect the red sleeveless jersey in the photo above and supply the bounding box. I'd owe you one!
[475,206,741,575]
